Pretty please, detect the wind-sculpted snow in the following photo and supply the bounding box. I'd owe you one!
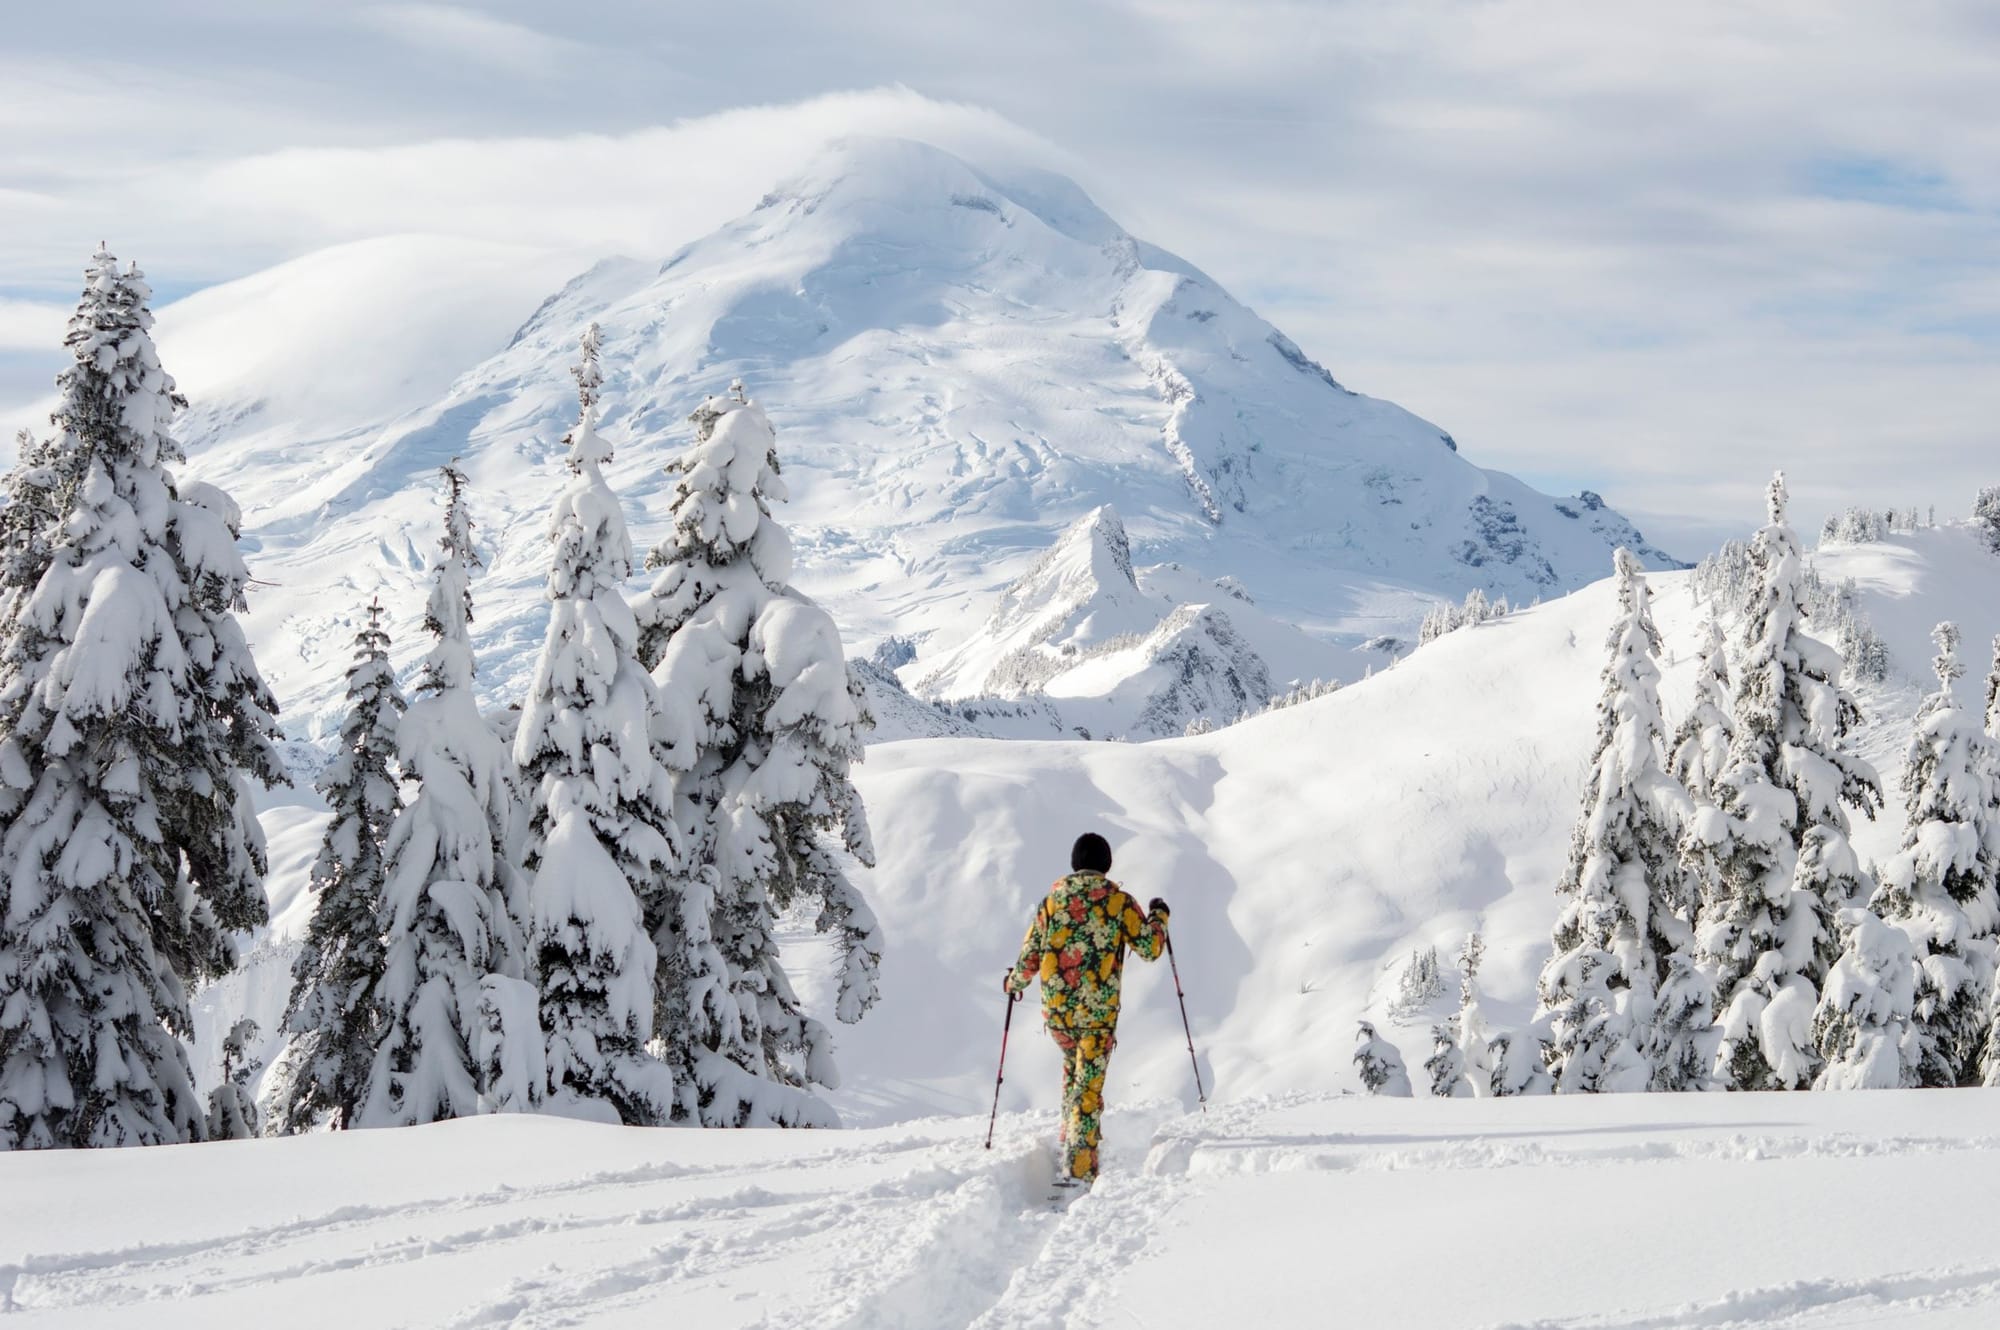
[150,136,1677,743]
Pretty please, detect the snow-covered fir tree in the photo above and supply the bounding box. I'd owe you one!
[0,248,283,1149]
[1487,1024,1553,1097]
[1537,549,1689,1093]
[205,1018,264,1141]
[635,381,881,1127]
[1813,906,1921,1089]
[1694,473,1881,1091]
[1984,634,2000,739]
[1451,933,1496,1097]
[273,600,405,1133]
[1669,616,1735,804]
[1974,487,2000,554]
[1424,1021,1466,1098]
[1859,623,1998,1086]
[364,463,536,1126]
[1388,945,1445,1021]
[1668,617,1736,1071]
[0,429,62,631]
[514,326,677,1126]
[1637,954,1719,1092]
[1353,1021,1412,1097]
[1983,635,2000,1084]
[474,972,546,1115]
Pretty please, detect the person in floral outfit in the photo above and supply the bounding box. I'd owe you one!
[1004,833,1170,1185]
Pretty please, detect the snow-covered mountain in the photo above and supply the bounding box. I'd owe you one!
[144,135,1676,741]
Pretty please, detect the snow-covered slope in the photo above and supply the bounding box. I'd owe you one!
[10,1089,2000,1328]
[151,136,1676,740]
[165,236,592,448]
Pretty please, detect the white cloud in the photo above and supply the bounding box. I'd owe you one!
[4,1,1998,537]
[2,87,1064,279]
[352,5,579,78]
[0,299,66,352]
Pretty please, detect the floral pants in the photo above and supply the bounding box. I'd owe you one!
[1051,1026,1115,1181]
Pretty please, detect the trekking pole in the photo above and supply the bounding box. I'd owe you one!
[985,978,1019,1149]
[1165,933,1207,1112]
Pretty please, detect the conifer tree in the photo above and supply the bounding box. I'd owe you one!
[0,248,282,1148]
[1984,635,2000,738]
[1813,905,1921,1088]
[1353,1021,1412,1096]
[635,382,881,1126]
[206,1018,264,1140]
[364,463,535,1125]
[1858,623,1998,1086]
[1487,1025,1554,1096]
[274,600,404,1132]
[1637,953,1719,1091]
[0,429,62,630]
[1694,473,1881,1091]
[1669,616,1735,803]
[1669,620,1736,1082]
[1451,933,1495,1097]
[1981,636,2000,1085]
[1424,1022,1466,1098]
[514,326,677,1125]
[1537,549,1689,1092]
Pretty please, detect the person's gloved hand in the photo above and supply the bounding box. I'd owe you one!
[1148,897,1170,917]
[1002,972,1021,999]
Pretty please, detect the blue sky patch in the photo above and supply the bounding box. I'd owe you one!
[1802,155,1966,212]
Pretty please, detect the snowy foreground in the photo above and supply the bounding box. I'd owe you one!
[8,1089,2000,1328]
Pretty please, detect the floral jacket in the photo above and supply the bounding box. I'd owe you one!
[1006,872,1170,1031]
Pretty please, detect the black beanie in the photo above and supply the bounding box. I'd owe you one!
[1071,833,1113,874]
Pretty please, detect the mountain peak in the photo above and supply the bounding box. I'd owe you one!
[753,135,1127,252]
[991,504,1138,633]
[162,136,1679,736]
[916,505,1149,702]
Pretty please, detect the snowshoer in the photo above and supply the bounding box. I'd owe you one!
[1004,833,1170,1187]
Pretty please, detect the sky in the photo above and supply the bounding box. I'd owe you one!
[5,0,1998,551]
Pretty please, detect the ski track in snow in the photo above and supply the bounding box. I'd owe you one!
[1,1116,1180,1328]
[11,1093,2000,1326]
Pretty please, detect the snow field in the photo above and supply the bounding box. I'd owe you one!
[9,1089,2000,1327]
[1128,1090,2000,1329]
[0,1102,1171,1327]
